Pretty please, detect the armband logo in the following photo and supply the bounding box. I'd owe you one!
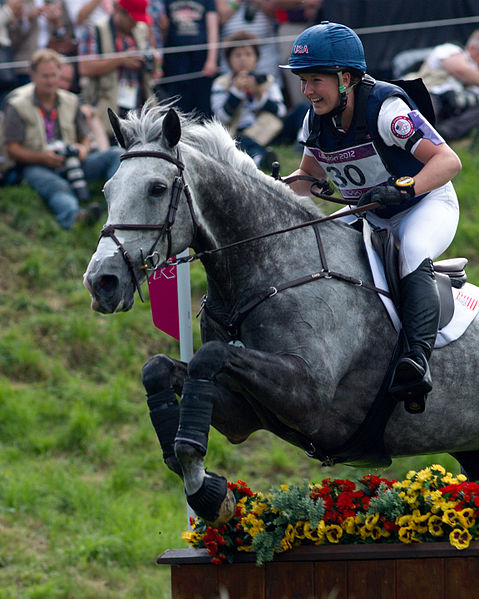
[391,115,414,139]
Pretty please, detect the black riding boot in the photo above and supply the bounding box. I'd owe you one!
[389,258,439,414]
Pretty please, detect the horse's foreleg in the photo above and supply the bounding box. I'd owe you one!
[142,354,187,477]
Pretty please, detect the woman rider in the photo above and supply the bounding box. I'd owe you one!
[281,22,462,413]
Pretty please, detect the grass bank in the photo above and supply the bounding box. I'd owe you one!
[0,143,477,598]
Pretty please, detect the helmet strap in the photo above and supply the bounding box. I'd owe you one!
[332,70,348,129]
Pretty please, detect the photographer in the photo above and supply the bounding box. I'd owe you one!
[77,0,159,134]
[211,31,286,169]
[3,48,122,229]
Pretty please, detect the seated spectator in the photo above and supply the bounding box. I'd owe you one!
[77,0,157,134]
[215,0,280,79]
[160,0,218,119]
[3,49,122,228]
[408,29,479,141]
[211,31,286,169]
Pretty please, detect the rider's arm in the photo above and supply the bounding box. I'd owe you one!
[378,96,462,196]
[287,151,328,197]
[411,139,462,196]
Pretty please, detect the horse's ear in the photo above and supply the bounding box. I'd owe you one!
[108,108,129,149]
[162,108,181,148]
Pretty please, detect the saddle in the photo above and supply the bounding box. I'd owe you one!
[371,226,468,329]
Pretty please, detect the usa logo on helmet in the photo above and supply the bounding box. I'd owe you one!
[293,45,308,54]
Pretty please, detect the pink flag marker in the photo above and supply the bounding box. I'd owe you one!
[149,261,180,340]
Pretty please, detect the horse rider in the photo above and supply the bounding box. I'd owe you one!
[282,22,462,412]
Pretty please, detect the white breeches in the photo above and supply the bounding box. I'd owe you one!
[336,182,459,278]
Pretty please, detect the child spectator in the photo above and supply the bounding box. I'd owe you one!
[211,30,286,169]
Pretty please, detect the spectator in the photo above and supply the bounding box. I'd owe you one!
[272,0,323,107]
[160,0,218,119]
[63,0,113,39]
[211,30,286,168]
[0,0,23,103]
[77,0,157,134]
[409,29,479,141]
[216,0,280,79]
[3,48,122,228]
[9,0,74,85]
[59,59,110,150]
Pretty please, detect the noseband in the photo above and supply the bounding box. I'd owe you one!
[98,148,197,303]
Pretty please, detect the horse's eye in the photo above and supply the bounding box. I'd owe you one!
[149,181,167,197]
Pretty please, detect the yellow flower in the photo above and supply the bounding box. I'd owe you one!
[428,515,444,537]
[457,474,467,482]
[457,508,476,529]
[251,500,268,517]
[398,526,419,544]
[280,484,290,492]
[406,470,417,480]
[442,509,461,527]
[397,514,413,527]
[284,523,296,544]
[412,510,430,533]
[303,522,319,542]
[280,536,293,552]
[181,530,202,545]
[365,513,380,530]
[449,528,472,550]
[237,544,253,552]
[417,468,432,482]
[342,517,358,535]
[431,464,446,475]
[294,521,306,539]
[370,526,386,541]
[325,524,343,544]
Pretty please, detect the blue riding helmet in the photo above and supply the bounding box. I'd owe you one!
[279,22,367,73]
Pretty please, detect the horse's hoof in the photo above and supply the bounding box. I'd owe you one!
[187,473,236,526]
[208,487,236,527]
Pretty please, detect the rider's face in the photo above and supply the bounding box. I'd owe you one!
[299,72,340,115]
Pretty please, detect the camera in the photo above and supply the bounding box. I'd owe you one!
[251,73,267,85]
[244,0,258,22]
[55,143,90,202]
[142,52,154,74]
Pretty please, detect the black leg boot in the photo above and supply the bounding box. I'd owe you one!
[389,258,440,413]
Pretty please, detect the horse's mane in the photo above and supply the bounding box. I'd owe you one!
[121,98,323,217]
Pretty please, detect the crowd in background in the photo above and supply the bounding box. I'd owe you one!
[0,0,478,228]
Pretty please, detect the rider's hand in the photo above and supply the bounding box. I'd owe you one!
[357,177,415,208]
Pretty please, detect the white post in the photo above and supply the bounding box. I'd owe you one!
[176,249,196,527]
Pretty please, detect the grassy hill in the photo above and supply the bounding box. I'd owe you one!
[0,143,478,598]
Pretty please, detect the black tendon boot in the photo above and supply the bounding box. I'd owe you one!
[389,258,440,414]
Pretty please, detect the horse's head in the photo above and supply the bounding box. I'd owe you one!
[84,104,197,313]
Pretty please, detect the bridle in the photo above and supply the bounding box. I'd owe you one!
[98,148,198,302]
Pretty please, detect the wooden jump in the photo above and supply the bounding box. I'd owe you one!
[157,542,479,598]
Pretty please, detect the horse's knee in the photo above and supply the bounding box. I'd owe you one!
[187,341,229,380]
[142,354,176,395]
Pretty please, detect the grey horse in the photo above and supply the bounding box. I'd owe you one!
[84,101,479,526]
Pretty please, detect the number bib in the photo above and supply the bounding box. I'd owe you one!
[307,140,390,200]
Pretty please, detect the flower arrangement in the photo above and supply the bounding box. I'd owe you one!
[182,465,479,565]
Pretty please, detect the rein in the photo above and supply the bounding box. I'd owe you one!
[99,148,384,308]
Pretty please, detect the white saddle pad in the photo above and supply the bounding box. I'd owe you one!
[362,221,479,348]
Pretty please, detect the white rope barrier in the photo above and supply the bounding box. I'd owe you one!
[0,13,478,78]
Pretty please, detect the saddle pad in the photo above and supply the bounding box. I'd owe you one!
[362,221,479,348]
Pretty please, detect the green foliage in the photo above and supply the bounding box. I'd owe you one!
[271,482,325,528]
[0,143,477,596]
[367,482,406,521]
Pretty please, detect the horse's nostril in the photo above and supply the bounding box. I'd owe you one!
[97,275,118,295]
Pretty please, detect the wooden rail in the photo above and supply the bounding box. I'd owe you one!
[157,542,479,599]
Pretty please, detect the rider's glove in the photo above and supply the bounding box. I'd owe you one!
[357,176,415,208]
